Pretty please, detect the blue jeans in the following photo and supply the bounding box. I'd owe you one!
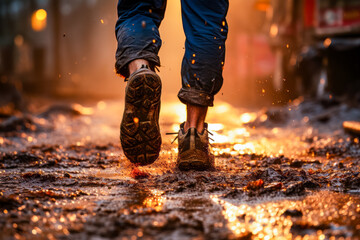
[115,0,229,107]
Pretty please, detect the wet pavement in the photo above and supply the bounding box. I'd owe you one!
[1,97,360,239]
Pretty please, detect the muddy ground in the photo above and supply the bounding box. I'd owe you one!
[1,97,360,240]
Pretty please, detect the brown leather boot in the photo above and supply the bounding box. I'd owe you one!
[176,122,214,171]
[120,65,161,165]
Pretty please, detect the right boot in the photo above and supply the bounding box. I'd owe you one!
[176,122,215,171]
[120,65,162,166]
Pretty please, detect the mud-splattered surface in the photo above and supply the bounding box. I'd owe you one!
[1,97,360,239]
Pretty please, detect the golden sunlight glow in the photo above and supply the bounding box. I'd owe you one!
[213,103,230,114]
[72,104,94,115]
[271,128,279,134]
[233,142,255,154]
[143,189,166,212]
[161,102,186,124]
[259,114,268,122]
[171,123,179,133]
[211,132,230,144]
[31,9,47,32]
[166,103,186,123]
[208,123,224,132]
[97,101,107,110]
[211,195,294,239]
[240,113,256,124]
[270,24,278,38]
[208,127,251,144]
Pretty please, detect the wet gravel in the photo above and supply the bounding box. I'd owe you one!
[1,98,360,239]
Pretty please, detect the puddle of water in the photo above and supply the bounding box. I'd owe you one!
[211,191,360,239]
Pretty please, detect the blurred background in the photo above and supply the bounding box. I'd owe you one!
[1,0,360,110]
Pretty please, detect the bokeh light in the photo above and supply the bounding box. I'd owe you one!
[31,9,47,32]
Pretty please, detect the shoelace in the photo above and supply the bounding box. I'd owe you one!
[207,129,215,147]
[166,129,214,144]
[165,132,178,144]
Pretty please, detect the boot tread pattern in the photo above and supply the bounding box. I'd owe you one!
[120,70,162,165]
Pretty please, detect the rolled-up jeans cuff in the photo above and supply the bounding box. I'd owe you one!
[177,88,214,107]
[115,50,160,78]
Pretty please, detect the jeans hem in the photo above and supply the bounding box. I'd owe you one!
[115,51,160,78]
[177,88,214,107]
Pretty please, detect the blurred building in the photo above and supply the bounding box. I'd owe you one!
[0,0,120,98]
[267,0,360,100]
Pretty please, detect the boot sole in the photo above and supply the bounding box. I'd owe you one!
[120,69,162,165]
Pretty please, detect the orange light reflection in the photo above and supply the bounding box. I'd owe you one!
[143,189,166,212]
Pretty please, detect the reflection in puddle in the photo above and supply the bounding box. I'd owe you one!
[211,195,293,239]
[143,189,166,212]
[211,191,360,239]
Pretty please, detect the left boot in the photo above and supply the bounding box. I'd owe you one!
[120,65,162,166]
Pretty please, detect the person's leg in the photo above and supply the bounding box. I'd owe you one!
[184,104,208,132]
[179,0,229,132]
[115,0,166,78]
[115,0,166,166]
[176,0,229,171]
